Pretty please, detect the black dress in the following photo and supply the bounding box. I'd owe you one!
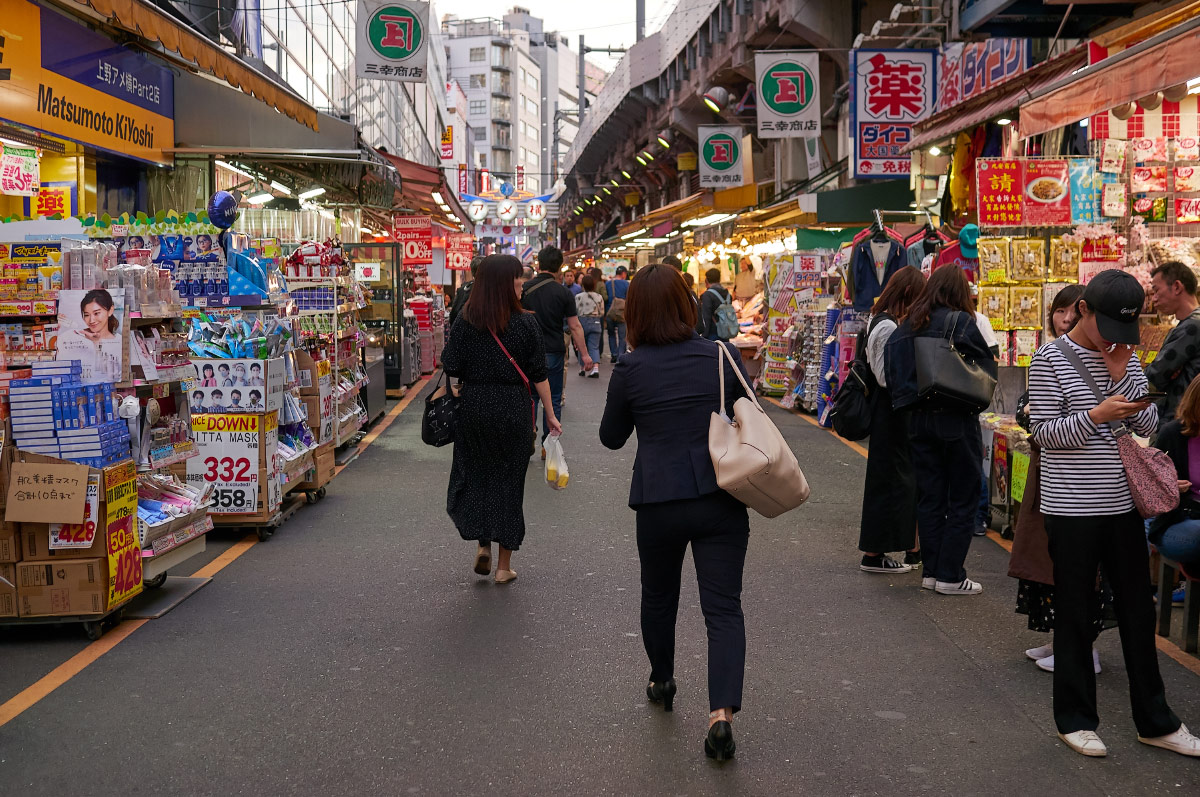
[858,317,918,554]
[441,313,547,551]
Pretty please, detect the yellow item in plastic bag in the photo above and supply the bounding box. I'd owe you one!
[544,435,569,491]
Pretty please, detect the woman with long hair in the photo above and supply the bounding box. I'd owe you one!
[885,266,997,595]
[858,266,926,573]
[600,264,754,761]
[441,255,561,584]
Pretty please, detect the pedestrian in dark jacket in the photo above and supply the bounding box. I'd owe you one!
[600,264,751,762]
[448,256,483,327]
[885,266,996,596]
[1151,374,1200,569]
[698,268,733,341]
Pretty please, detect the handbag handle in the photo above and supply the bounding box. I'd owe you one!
[1052,336,1128,437]
[715,341,764,417]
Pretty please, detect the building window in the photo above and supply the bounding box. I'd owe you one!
[474,127,487,142]
[469,47,486,62]
[520,67,528,84]
[527,176,540,193]
[492,97,511,120]
[469,74,486,89]
[525,71,539,91]
[469,99,486,115]
[492,46,509,68]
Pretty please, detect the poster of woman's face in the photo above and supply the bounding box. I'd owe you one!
[55,288,126,384]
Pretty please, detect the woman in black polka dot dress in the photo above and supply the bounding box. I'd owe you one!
[442,255,558,583]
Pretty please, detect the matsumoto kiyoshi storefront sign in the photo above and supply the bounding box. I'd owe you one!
[356,0,431,83]
[0,1,174,165]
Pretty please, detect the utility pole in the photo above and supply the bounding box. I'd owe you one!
[577,37,627,126]
[637,0,645,41]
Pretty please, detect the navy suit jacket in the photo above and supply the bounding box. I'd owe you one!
[600,334,750,508]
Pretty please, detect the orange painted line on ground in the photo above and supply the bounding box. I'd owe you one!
[190,534,259,579]
[770,397,1200,676]
[0,619,148,728]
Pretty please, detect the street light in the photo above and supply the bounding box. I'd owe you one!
[703,86,729,113]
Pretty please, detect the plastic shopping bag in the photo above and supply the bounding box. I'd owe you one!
[544,434,569,490]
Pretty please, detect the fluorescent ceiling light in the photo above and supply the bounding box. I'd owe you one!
[270,180,291,195]
[432,191,445,205]
[635,154,648,166]
[603,188,612,195]
[642,151,655,161]
[996,118,1012,126]
[620,227,648,240]
[621,169,632,179]
[360,226,373,234]
[246,192,275,204]
[682,213,734,227]
[633,237,669,244]
[928,146,942,156]
[298,187,326,200]
[657,136,670,148]
[610,179,620,186]
[216,161,255,180]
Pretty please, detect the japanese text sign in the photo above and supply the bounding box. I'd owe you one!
[392,215,433,265]
[851,49,937,179]
[104,461,142,606]
[1022,160,1071,227]
[754,51,821,138]
[25,184,74,218]
[936,39,1030,114]
[446,233,475,270]
[977,159,1024,227]
[458,164,469,194]
[0,145,39,197]
[698,126,745,187]
[440,126,453,160]
[5,462,90,524]
[356,0,430,83]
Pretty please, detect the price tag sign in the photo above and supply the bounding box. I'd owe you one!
[105,461,142,606]
[187,413,279,514]
[49,474,102,548]
[5,461,90,523]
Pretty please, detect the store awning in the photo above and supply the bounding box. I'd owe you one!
[618,191,710,238]
[736,198,816,231]
[1021,19,1200,139]
[904,49,1087,153]
[378,153,468,228]
[815,180,914,225]
[72,0,320,131]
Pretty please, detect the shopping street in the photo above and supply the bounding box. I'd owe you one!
[1,371,1198,796]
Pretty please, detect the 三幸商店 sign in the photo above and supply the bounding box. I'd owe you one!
[356,0,431,83]
[851,49,937,179]
[0,1,174,165]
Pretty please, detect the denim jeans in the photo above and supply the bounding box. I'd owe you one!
[607,321,627,360]
[579,316,602,365]
[532,352,565,442]
[1156,517,1200,566]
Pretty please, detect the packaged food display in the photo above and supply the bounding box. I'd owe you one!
[978,286,1009,329]
[1102,183,1128,216]
[1176,166,1200,193]
[1131,166,1168,193]
[1176,136,1200,162]
[1132,196,1168,223]
[1132,137,1168,163]
[1100,139,1127,174]
[1009,286,1043,328]
[1010,239,1046,281]
[977,238,1011,283]
[1048,240,1082,281]
[1011,329,1042,367]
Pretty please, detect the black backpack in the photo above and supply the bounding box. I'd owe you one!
[829,315,889,441]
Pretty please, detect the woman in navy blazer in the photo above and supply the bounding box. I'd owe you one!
[600,264,751,761]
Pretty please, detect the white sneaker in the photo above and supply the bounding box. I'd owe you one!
[1139,723,1200,757]
[921,577,936,590]
[1026,643,1054,661]
[935,578,983,595]
[1035,649,1101,675]
[1058,730,1107,757]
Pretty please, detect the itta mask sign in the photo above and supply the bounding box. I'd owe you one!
[356,0,430,83]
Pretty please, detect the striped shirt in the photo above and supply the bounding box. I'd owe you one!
[1028,335,1158,516]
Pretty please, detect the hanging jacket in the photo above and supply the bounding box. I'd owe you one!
[850,239,905,312]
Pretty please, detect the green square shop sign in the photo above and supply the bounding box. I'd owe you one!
[356,0,430,82]
[755,51,821,139]
[699,126,744,188]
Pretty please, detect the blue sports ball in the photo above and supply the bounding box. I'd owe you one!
[207,191,240,229]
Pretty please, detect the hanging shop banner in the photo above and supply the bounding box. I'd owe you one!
[699,126,744,187]
[977,159,1024,227]
[516,165,525,191]
[935,39,1030,114]
[440,126,453,160]
[458,164,469,194]
[446,232,474,270]
[850,49,937,179]
[754,52,821,138]
[1069,160,1097,225]
[356,0,430,83]
[1022,160,1071,227]
[0,2,175,165]
[393,215,433,264]
[0,145,40,197]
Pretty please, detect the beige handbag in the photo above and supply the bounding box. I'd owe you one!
[708,343,810,518]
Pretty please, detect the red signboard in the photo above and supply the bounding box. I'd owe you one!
[516,165,525,190]
[458,163,468,194]
[440,126,454,160]
[1079,235,1125,284]
[936,40,1031,114]
[851,49,937,179]
[446,232,475,270]
[1022,159,1070,227]
[977,159,1024,227]
[392,215,433,265]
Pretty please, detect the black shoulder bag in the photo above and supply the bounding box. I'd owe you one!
[829,315,887,441]
[913,310,997,412]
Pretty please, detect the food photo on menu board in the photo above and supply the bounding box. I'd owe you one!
[55,288,127,383]
[1022,160,1071,226]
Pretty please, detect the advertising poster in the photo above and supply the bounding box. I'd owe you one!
[446,233,474,271]
[1022,160,1071,226]
[393,215,433,264]
[55,288,127,383]
[1069,160,1097,225]
[187,412,281,515]
[104,461,142,607]
[977,159,1024,227]
[440,126,453,160]
[755,51,821,138]
[356,0,430,83]
[1079,236,1125,284]
[698,126,745,187]
[0,144,39,196]
[851,49,937,179]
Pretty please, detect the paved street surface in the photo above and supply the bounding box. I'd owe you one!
[2,366,1199,796]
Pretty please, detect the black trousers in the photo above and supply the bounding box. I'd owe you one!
[636,491,750,713]
[1044,511,1181,737]
[907,411,983,583]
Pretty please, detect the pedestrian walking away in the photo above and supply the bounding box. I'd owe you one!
[885,266,997,596]
[607,265,630,362]
[1027,269,1200,759]
[857,266,925,574]
[441,255,561,585]
[599,263,752,762]
[699,268,736,342]
[575,274,605,377]
[522,246,593,449]
[448,256,483,328]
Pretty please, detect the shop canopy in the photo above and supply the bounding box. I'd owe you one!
[1020,18,1200,139]
[815,180,915,225]
[70,0,320,130]
[378,152,469,229]
[617,191,710,239]
[904,49,1087,153]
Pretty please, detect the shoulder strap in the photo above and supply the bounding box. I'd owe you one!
[715,341,762,416]
[1054,337,1123,435]
[523,277,552,298]
[491,330,530,391]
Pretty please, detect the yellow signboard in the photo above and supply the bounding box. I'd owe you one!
[0,2,174,165]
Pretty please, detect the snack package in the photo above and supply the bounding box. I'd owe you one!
[1102,183,1128,216]
[978,286,1009,329]
[1176,166,1200,192]
[1132,196,1169,223]
[977,238,1011,283]
[1132,137,1168,163]
[1011,329,1041,367]
[1178,198,1200,225]
[1131,166,1168,193]
[1176,137,1200,161]
[544,434,569,490]
[1100,139,1127,174]
[1009,286,1043,328]
[1010,238,1046,281]
[1048,240,1082,281]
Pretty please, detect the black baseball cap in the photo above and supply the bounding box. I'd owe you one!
[1081,269,1143,345]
